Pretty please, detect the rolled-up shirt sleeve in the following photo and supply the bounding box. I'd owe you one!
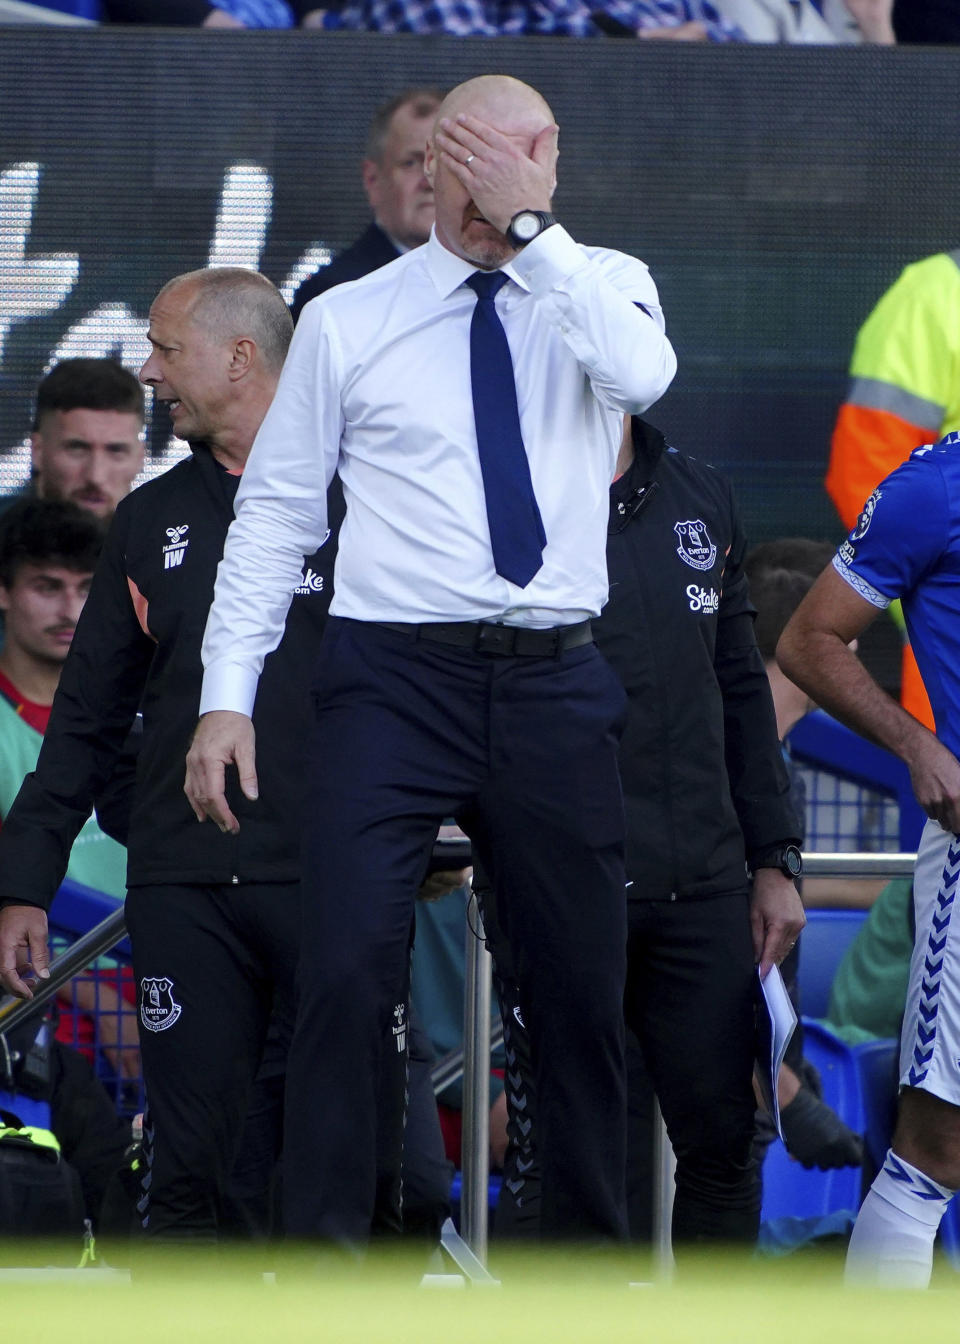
[199,305,345,716]
[509,224,677,414]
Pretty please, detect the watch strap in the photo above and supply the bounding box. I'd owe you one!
[750,843,803,876]
[506,210,557,248]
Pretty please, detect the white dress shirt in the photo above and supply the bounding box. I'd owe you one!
[200,223,676,716]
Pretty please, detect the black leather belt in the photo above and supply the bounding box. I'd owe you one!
[376,618,593,657]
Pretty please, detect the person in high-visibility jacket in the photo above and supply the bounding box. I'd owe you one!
[826,250,960,730]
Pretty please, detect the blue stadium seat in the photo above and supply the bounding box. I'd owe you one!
[447,1171,501,1222]
[798,907,868,1020]
[761,1019,869,1225]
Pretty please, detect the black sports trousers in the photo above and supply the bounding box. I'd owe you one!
[492,888,760,1245]
[125,882,301,1241]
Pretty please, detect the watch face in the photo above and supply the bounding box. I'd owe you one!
[513,213,540,241]
[784,846,803,877]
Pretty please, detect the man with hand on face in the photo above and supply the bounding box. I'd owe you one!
[26,359,145,522]
[290,87,442,322]
[187,74,676,1247]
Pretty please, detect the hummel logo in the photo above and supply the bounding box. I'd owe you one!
[392,1002,407,1054]
[163,525,189,570]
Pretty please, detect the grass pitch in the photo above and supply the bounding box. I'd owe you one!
[3,1244,958,1343]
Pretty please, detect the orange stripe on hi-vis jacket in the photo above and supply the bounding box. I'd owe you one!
[826,404,933,531]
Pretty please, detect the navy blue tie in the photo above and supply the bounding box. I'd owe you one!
[466,270,546,589]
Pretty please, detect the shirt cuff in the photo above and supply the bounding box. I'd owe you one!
[198,663,260,718]
[509,224,587,297]
[831,555,892,610]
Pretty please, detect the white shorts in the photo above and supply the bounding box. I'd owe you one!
[900,818,960,1103]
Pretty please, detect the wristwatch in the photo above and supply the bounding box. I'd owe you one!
[506,210,557,249]
[751,843,803,880]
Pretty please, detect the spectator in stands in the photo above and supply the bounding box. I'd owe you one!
[746,539,835,748]
[25,359,145,523]
[98,1,326,25]
[0,499,137,1082]
[824,877,914,1046]
[323,0,744,37]
[291,88,443,322]
[713,0,894,41]
[825,249,960,731]
[101,0,745,34]
[778,438,960,1287]
[0,500,125,901]
[745,538,866,1171]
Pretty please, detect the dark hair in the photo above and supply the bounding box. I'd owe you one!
[365,87,445,163]
[744,537,837,583]
[0,498,105,588]
[33,358,145,432]
[744,538,836,661]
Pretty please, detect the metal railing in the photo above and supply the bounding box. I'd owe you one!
[801,852,916,878]
[0,907,127,1037]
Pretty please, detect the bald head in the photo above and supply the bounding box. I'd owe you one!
[142,267,293,464]
[156,268,293,374]
[426,75,558,270]
[435,76,554,135]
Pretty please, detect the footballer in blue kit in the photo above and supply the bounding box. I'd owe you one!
[779,430,960,1290]
[833,436,960,762]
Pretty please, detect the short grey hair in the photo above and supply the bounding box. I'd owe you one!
[365,87,445,164]
[158,267,293,373]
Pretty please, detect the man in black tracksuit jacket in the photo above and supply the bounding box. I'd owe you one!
[0,268,433,1243]
[490,416,804,1245]
[0,442,336,1237]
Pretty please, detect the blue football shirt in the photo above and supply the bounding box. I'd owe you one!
[833,432,960,760]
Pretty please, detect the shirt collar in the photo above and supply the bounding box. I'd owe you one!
[423,227,531,299]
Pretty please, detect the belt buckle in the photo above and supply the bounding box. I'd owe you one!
[474,623,515,655]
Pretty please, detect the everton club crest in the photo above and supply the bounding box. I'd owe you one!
[140,977,183,1032]
[674,520,717,572]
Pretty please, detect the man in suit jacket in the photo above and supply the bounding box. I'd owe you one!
[290,87,443,322]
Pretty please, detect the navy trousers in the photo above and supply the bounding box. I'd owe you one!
[283,618,629,1244]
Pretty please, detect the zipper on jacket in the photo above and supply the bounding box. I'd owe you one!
[614,480,660,533]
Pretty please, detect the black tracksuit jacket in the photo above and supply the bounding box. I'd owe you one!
[0,443,342,910]
[600,418,800,900]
